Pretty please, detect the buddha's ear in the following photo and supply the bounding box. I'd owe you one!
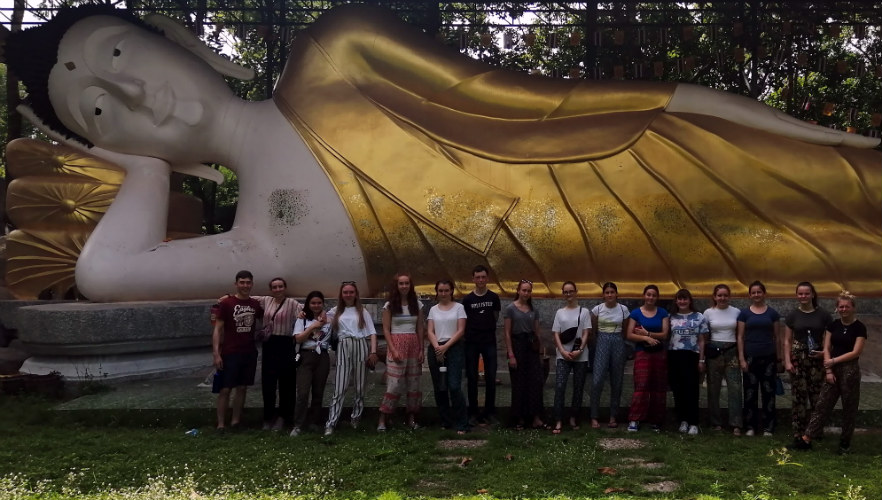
[144,14,255,81]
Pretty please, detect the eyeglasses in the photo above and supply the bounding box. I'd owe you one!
[341,281,357,285]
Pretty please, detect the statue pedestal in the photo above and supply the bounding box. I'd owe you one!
[4,300,214,381]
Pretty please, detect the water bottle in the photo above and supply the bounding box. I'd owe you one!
[438,360,448,391]
[806,330,818,353]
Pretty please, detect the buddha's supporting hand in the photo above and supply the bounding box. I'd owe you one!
[17,104,224,184]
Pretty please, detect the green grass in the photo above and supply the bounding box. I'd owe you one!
[0,397,879,499]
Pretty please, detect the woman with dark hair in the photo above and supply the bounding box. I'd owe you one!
[252,277,302,431]
[504,280,547,430]
[626,284,670,432]
[737,280,781,437]
[791,291,866,454]
[324,281,378,436]
[703,284,743,435]
[667,289,708,435]
[550,281,591,434]
[291,290,331,436]
[426,279,468,434]
[378,272,425,431]
[590,282,629,429]
[783,281,832,440]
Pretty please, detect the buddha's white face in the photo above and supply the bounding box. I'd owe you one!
[48,16,233,161]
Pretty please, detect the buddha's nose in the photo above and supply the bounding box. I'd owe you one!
[104,77,146,109]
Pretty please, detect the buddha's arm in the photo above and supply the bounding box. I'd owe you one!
[70,155,273,301]
[667,84,880,149]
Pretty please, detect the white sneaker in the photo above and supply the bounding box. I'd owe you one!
[289,427,301,437]
[688,425,700,436]
[678,421,689,433]
[627,421,640,432]
[763,431,774,437]
[745,428,755,437]
[324,426,334,436]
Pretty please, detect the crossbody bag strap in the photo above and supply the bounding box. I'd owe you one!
[270,298,286,322]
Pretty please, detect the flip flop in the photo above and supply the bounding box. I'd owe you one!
[552,426,562,435]
[591,420,602,429]
[607,421,619,429]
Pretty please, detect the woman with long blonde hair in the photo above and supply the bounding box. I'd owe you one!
[323,281,378,436]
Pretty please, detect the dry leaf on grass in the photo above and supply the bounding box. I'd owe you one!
[597,466,618,475]
[604,487,631,494]
[459,457,472,467]
[476,488,488,494]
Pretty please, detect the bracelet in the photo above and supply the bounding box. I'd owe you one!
[698,359,705,363]
[370,351,377,355]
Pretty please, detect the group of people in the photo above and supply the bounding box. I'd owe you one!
[211,266,503,437]
[211,269,866,453]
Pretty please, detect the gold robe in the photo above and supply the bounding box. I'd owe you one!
[274,5,881,297]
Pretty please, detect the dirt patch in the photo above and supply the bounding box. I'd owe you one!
[437,439,488,449]
[644,480,679,493]
[597,438,646,450]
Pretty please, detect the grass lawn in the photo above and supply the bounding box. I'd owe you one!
[0,396,879,500]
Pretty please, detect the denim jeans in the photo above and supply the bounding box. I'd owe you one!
[427,341,468,431]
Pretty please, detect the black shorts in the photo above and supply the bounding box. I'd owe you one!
[219,351,258,389]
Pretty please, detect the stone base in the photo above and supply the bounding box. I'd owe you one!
[3,299,215,381]
[20,348,211,381]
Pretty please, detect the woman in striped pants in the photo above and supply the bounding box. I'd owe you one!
[324,281,378,436]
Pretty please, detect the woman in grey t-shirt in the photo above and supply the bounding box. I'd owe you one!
[504,280,547,430]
